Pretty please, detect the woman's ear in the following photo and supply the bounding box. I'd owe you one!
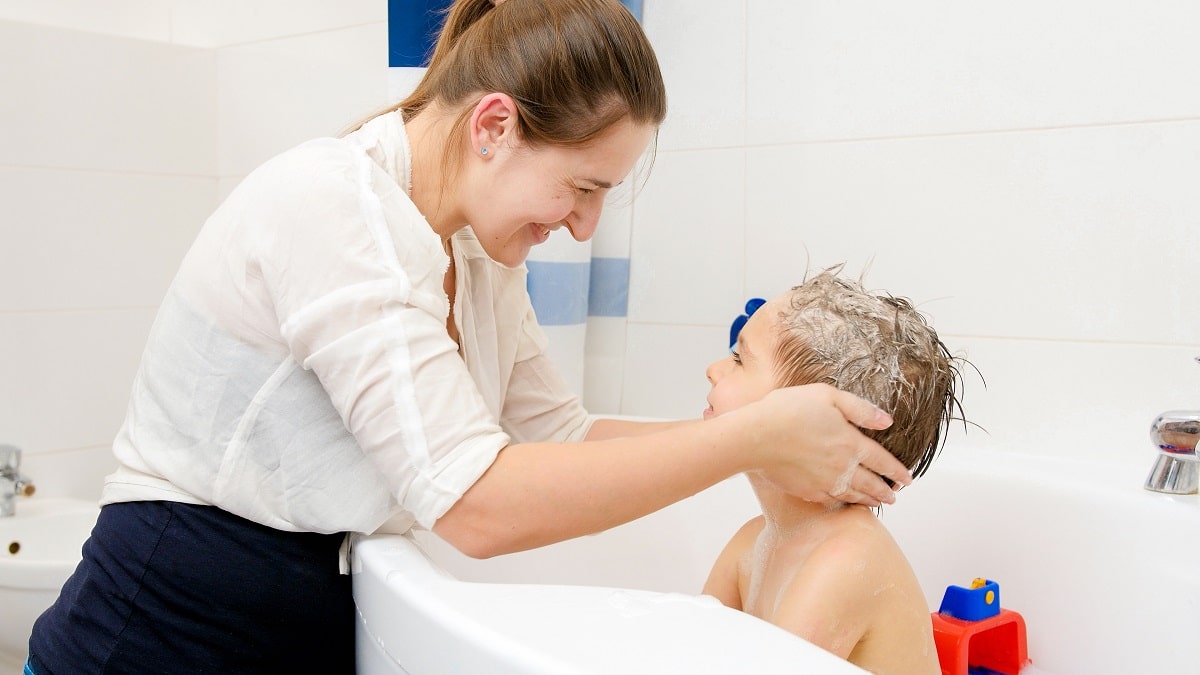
[469,93,520,156]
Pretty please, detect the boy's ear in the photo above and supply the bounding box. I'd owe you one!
[469,93,520,155]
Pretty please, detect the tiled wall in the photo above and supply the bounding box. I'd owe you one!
[628,0,1200,466]
[0,14,217,499]
[2,1,1197,504]
[0,1,389,499]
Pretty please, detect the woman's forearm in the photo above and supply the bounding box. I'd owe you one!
[434,416,749,558]
[584,416,690,441]
[434,384,905,559]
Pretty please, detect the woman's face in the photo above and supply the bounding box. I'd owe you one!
[703,295,784,420]
[466,117,655,268]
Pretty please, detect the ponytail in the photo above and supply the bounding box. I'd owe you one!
[345,0,665,147]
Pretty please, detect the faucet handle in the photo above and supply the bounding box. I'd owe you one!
[0,444,20,471]
[1150,411,1199,459]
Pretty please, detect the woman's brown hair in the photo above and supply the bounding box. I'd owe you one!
[348,0,666,154]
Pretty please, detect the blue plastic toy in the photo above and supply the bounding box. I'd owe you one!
[938,578,1000,621]
[931,579,1030,675]
[729,297,767,349]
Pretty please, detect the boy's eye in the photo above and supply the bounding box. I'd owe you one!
[729,350,742,365]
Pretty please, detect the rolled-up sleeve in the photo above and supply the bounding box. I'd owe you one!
[257,140,509,528]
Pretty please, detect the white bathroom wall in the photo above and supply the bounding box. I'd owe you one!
[629,0,1200,467]
[0,1,387,501]
[3,0,1197,505]
[0,9,217,499]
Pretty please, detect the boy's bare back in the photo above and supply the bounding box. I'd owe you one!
[704,504,939,674]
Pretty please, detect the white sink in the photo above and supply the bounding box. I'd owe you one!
[0,497,98,662]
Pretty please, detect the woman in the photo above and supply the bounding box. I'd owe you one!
[28,1,909,672]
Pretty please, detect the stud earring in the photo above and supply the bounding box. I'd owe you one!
[481,147,488,156]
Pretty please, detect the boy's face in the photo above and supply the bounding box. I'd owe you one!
[703,294,785,420]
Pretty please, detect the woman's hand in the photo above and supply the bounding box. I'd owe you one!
[732,383,909,506]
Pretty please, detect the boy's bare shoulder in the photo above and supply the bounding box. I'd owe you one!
[794,507,908,584]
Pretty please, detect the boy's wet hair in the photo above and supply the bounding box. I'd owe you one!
[771,267,969,484]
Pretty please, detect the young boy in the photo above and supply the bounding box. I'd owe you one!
[702,270,965,675]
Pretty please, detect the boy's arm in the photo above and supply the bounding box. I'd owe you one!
[701,516,764,610]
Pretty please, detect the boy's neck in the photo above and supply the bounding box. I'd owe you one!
[746,473,860,530]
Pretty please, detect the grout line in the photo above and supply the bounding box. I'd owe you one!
[620,320,1200,350]
[652,115,1200,155]
[214,20,385,49]
[744,115,1200,149]
[27,444,111,457]
[0,163,217,180]
[0,306,157,316]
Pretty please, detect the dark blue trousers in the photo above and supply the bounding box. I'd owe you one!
[28,501,354,674]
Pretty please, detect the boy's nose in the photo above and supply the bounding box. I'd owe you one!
[705,358,727,384]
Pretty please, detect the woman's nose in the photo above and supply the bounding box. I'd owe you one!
[566,200,602,242]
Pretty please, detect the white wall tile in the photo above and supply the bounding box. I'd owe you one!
[0,309,156,455]
[0,167,213,311]
[621,323,726,419]
[747,0,1200,145]
[939,336,1200,467]
[217,22,390,177]
[0,20,216,175]
[171,0,386,48]
[20,446,117,501]
[629,148,745,326]
[386,67,425,104]
[0,0,171,41]
[642,0,746,151]
[745,121,1200,345]
[216,176,243,205]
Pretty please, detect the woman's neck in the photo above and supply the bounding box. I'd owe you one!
[404,108,465,242]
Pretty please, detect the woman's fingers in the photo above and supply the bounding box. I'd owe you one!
[848,465,896,506]
[858,441,913,490]
[830,387,894,431]
[828,388,912,490]
[750,384,913,506]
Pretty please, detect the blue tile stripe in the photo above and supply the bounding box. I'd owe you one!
[388,0,453,68]
[527,258,629,325]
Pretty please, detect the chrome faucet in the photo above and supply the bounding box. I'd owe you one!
[1,444,36,517]
[1146,411,1199,494]
[1144,360,1199,495]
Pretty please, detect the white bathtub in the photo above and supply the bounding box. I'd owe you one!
[352,447,1200,674]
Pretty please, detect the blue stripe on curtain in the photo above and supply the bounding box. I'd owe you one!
[587,257,630,317]
[526,258,630,325]
[619,0,643,21]
[526,261,589,326]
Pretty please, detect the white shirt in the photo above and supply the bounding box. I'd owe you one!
[102,111,595,534]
